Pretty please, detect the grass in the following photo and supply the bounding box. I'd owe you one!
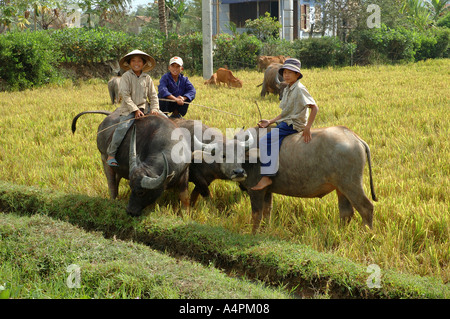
[0,211,291,299]
[0,59,449,290]
[0,182,448,298]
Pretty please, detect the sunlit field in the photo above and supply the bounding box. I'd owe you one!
[0,59,448,283]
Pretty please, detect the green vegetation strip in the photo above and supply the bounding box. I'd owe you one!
[0,181,448,299]
[0,213,290,299]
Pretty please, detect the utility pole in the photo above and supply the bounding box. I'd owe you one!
[202,0,213,80]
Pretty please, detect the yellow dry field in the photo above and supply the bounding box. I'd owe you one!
[0,59,448,283]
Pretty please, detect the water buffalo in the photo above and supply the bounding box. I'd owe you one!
[108,76,121,104]
[257,55,289,72]
[71,110,190,216]
[172,119,253,205]
[257,63,288,100]
[216,68,243,88]
[235,126,378,233]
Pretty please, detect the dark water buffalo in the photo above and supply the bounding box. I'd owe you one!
[108,76,121,104]
[235,126,378,233]
[172,119,252,205]
[258,63,287,100]
[257,55,289,72]
[71,110,190,216]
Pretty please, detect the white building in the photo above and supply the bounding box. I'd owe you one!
[211,0,332,40]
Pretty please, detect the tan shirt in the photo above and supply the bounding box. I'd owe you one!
[278,79,316,132]
[118,70,159,116]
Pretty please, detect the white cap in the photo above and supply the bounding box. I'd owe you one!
[169,56,183,67]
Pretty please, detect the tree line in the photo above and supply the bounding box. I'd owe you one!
[1,1,448,35]
[0,0,448,91]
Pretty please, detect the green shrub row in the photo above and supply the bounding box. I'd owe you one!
[0,30,62,90]
[1,213,290,299]
[0,25,448,90]
[350,24,450,64]
[0,181,448,299]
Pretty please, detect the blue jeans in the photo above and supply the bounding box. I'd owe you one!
[107,113,136,157]
[259,122,297,176]
[159,100,189,116]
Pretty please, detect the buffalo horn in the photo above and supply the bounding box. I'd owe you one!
[238,130,254,151]
[140,153,169,190]
[275,72,283,88]
[193,134,218,154]
[129,125,139,174]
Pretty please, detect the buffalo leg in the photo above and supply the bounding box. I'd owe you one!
[249,190,266,234]
[101,159,119,199]
[262,192,273,225]
[190,185,211,206]
[260,84,267,97]
[190,188,201,207]
[336,190,354,224]
[178,174,190,209]
[179,188,190,208]
[339,187,374,229]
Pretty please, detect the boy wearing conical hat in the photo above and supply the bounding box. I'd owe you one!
[106,50,163,167]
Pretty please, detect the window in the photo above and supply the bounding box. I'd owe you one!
[229,1,279,28]
[300,4,309,31]
[230,3,257,28]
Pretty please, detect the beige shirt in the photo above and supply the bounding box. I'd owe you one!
[278,79,316,132]
[118,70,159,116]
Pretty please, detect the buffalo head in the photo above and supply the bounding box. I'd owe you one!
[192,128,254,182]
[126,125,173,216]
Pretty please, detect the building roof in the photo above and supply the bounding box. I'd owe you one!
[221,0,273,4]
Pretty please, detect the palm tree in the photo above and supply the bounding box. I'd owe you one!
[158,0,168,37]
[166,0,187,33]
[401,0,432,29]
[428,0,449,20]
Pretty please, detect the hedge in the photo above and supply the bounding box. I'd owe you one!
[0,26,448,90]
[349,24,450,64]
[0,30,62,90]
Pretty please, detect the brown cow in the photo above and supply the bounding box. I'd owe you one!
[257,55,289,72]
[204,73,218,85]
[216,68,243,88]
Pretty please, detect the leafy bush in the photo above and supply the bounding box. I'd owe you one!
[51,27,135,63]
[436,11,450,28]
[351,24,450,64]
[1,23,447,91]
[260,38,294,57]
[244,12,281,41]
[0,30,61,90]
[434,27,450,58]
[350,24,415,63]
[162,32,203,73]
[213,33,262,69]
[290,37,352,68]
[137,27,167,62]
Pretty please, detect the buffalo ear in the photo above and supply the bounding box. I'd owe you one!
[192,150,210,162]
[246,148,259,162]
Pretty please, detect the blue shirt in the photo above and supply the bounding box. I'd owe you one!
[157,72,196,102]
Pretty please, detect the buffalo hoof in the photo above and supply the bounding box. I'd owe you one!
[126,209,142,217]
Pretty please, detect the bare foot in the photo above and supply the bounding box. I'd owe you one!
[251,176,272,191]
